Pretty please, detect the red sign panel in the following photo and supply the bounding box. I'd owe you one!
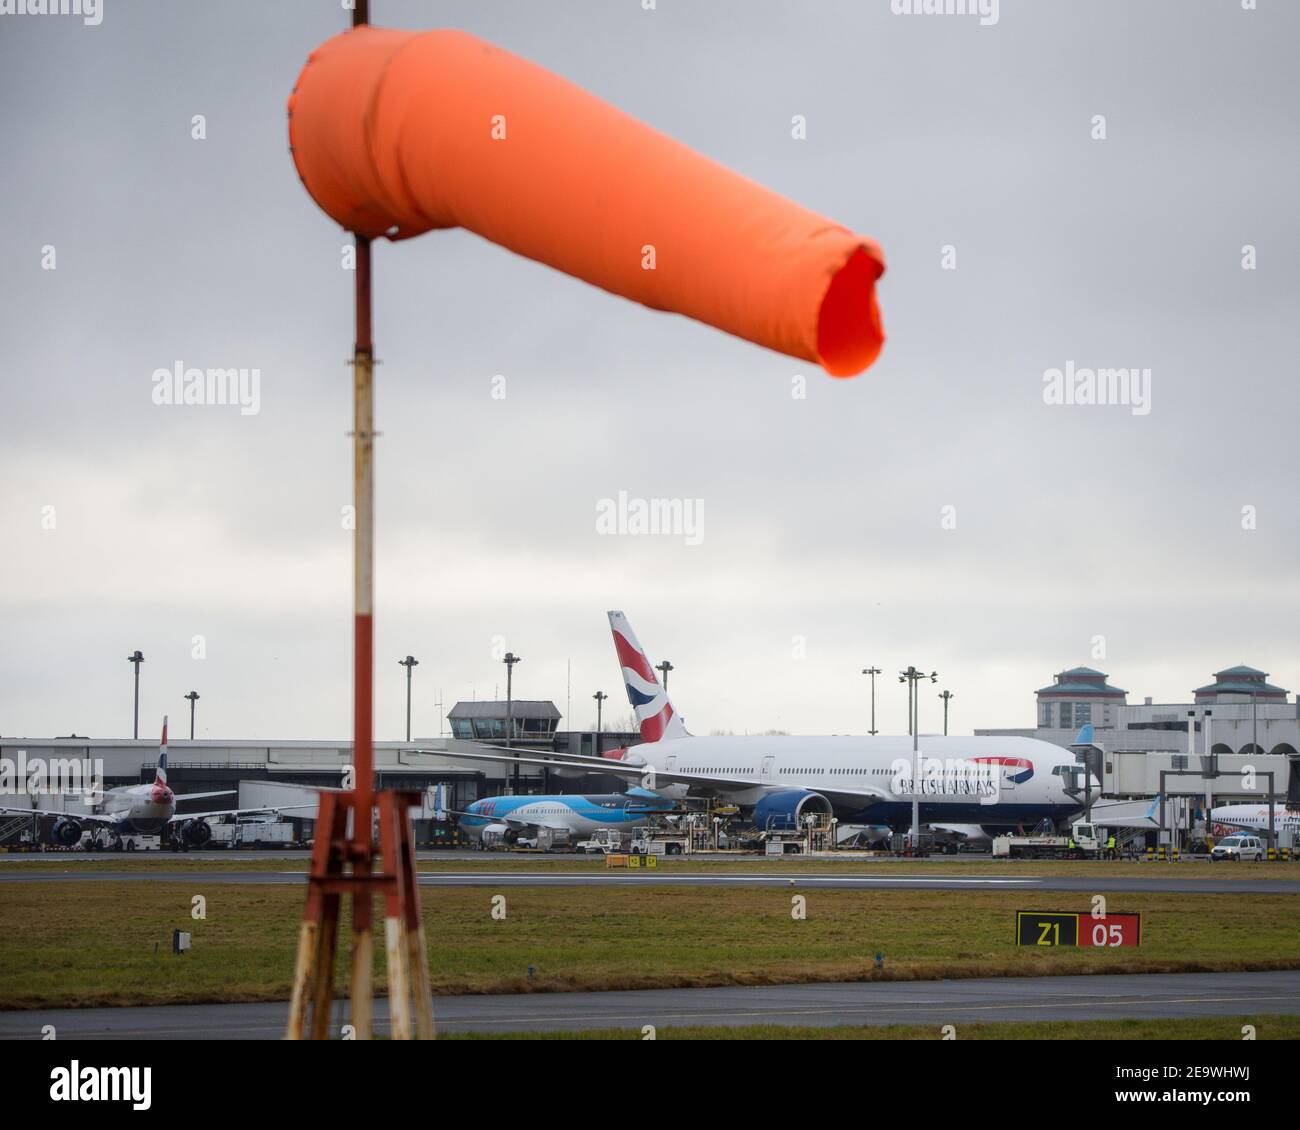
[1079,913,1141,948]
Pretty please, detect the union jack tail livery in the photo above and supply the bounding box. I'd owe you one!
[607,611,688,744]
[155,716,169,785]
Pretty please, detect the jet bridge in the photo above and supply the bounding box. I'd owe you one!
[1073,742,1297,850]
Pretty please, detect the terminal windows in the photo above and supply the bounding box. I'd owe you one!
[1059,703,1073,729]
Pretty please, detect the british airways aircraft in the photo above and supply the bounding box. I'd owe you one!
[456,787,675,846]
[1,717,313,848]
[419,612,1088,835]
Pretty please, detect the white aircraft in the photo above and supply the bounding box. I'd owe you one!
[454,788,676,846]
[1,717,314,849]
[1211,803,1300,836]
[418,611,1089,835]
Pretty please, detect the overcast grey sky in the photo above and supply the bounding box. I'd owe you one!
[1,0,1297,742]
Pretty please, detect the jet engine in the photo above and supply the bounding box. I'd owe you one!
[51,817,82,846]
[175,819,212,848]
[751,789,833,832]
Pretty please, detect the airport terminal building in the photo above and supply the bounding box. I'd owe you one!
[0,699,640,847]
[5,670,1296,848]
[978,664,1300,759]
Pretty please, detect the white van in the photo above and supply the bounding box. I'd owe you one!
[1210,835,1264,862]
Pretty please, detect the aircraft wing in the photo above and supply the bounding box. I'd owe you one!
[0,805,124,826]
[491,816,573,834]
[172,790,237,803]
[166,803,319,824]
[416,743,648,771]
[408,748,889,811]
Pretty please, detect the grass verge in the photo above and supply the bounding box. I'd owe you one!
[1,882,1297,1009]
[1,854,1295,880]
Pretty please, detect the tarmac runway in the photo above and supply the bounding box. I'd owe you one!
[0,869,1297,893]
[2,971,1297,1039]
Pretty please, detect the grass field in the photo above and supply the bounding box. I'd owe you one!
[453,1015,1300,1040]
[1,881,1297,1009]
[2,854,1296,880]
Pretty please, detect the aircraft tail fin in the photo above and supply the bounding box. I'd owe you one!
[607,611,688,743]
[156,716,168,785]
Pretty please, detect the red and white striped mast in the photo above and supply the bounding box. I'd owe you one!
[347,0,377,1036]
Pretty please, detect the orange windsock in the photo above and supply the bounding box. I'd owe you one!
[288,27,884,376]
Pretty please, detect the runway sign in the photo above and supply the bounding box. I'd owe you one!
[1016,911,1142,948]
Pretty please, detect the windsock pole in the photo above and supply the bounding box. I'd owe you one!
[348,0,377,1043]
[348,231,376,1039]
[287,0,433,1041]
[350,0,374,855]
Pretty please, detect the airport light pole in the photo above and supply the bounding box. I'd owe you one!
[902,670,913,736]
[655,659,674,690]
[899,666,938,851]
[399,656,419,742]
[1245,692,1275,849]
[127,651,144,739]
[503,652,521,791]
[593,690,608,757]
[938,689,954,736]
[862,666,881,735]
[1204,708,1214,849]
[184,691,199,740]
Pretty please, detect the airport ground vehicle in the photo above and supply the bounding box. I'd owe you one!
[1210,834,1264,862]
[80,830,161,851]
[574,828,629,854]
[535,827,572,851]
[206,820,295,849]
[630,826,688,856]
[992,820,1104,859]
[888,830,954,856]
